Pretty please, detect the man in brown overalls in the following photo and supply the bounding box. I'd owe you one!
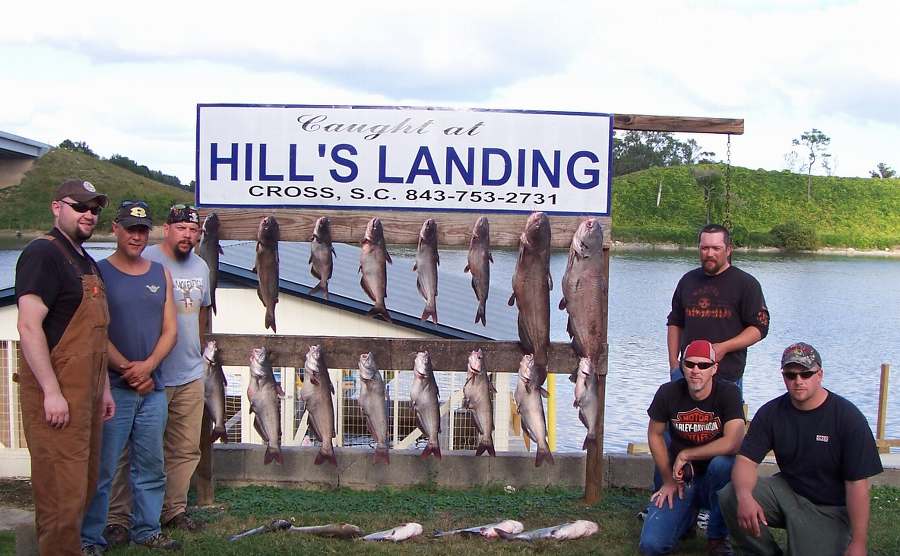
[15,179,115,556]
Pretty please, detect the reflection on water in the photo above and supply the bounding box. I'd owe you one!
[3,241,899,453]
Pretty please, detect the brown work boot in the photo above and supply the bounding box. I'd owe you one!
[707,537,734,556]
[104,524,130,547]
[162,512,203,532]
[135,532,181,550]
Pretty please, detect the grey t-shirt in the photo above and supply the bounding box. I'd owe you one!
[144,244,211,387]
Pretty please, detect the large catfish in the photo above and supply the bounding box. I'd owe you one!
[559,218,607,362]
[300,345,337,466]
[462,348,495,456]
[253,216,280,332]
[514,354,554,467]
[196,212,223,314]
[571,358,600,450]
[359,217,392,322]
[203,339,228,443]
[410,351,441,459]
[248,347,283,464]
[309,216,335,300]
[358,352,389,464]
[508,212,552,384]
[464,216,492,326]
[413,218,439,323]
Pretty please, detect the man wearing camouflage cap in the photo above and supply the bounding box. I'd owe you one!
[719,342,883,555]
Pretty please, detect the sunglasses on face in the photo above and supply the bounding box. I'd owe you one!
[59,200,102,215]
[683,360,715,370]
[120,199,149,209]
[782,369,818,381]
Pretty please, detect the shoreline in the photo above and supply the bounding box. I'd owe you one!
[3,229,899,258]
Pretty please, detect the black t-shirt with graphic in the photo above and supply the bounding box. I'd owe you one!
[648,378,744,475]
[667,266,770,381]
[740,391,883,506]
[15,227,101,351]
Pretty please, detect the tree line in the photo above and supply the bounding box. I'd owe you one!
[57,139,194,192]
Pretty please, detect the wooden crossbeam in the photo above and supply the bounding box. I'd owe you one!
[200,209,611,248]
[208,333,607,375]
[613,114,744,135]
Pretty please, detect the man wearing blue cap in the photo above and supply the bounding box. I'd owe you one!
[719,342,883,555]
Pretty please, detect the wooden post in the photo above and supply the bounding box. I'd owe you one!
[584,246,610,504]
[195,323,214,505]
[876,362,891,454]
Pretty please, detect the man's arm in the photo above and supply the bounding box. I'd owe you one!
[673,418,745,475]
[844,479,871,556]
[648,419,682,508]
[732,454,768,537]
[712,325,762,363]
[17,294,69,429]
[667,325,682,369]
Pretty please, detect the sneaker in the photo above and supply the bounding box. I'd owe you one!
[81,545,104,556]
[637,509,647,521]
[707,537,734,556]
[104,524,130,547]
[697,509,710,531]
[136,532,181,550]
[163,512,203,532]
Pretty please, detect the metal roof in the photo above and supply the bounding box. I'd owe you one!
[0,131,52,158]
[219,240,518,341]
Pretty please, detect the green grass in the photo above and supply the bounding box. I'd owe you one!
[611,165,900,249]
[0,148,192,232]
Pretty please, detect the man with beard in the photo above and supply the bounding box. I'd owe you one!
[80,201,179,553]
[639,340,744,556]
[105,204,210,539]
[15,179,115,555]
[667,225,769,391]
[719,343,882,555]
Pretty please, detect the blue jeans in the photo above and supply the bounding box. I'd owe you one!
[640,455,735,555]
[81,387,167,547]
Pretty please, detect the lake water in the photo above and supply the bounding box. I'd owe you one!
[3,239,898,453]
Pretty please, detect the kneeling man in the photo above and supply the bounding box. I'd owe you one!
[640,340,745,556]
[719,342,883,555]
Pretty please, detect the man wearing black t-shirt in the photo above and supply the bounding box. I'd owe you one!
[639,340,745,556]
[667,224,769,390]
[719,343,883,556]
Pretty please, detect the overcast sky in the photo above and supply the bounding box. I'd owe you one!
[2,0,898,184]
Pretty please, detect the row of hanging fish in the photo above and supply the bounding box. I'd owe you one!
[202,341,602,467]
[230,518,598,543]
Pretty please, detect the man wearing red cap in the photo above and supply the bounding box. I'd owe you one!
[15,179,116,555]
[640,340,745,556]
[719,342,882,555]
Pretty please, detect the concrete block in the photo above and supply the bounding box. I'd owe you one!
[606,453,653,489]
[14,522,37,556]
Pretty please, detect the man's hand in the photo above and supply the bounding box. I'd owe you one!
[736,494,768,537]
[673,451,690,482]
[650,481,684,509]
[101,385,116,421]
[43,390,70,429]
[844,540,867,556]
[134,377,155,395]
[120,360,154,390]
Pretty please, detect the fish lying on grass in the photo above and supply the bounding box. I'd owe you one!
[462,348,495,457]
[309,216,335,300]
[433,519,523,539]
[571,358,600,450]
[411,351,441,459]
[248,347,283,464]
[253,215,280,332]
[464,216,492,326]
[196,212,222,314]
[228,519,291,542]
[362,522,423,542]
[288,523,364,539]
[202,339,228,443]
[496,520,599,541]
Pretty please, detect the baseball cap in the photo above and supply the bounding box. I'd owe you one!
[781,342,822,370]
[53,179,109,207]
[115,200,152,229]
[683,339,716,361]
[166,203,200,225]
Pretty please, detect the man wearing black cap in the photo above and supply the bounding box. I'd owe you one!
[80,201,179,553]
[719,342,883,555]
[15,179,115,555]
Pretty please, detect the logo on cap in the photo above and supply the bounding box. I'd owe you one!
[130,206,147,218]
[83,181,96,193]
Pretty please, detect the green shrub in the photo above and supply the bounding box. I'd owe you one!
[770,221,819,251]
